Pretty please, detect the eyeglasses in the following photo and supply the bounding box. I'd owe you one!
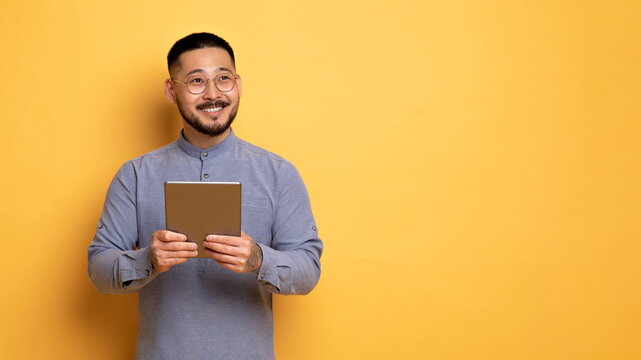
[171,72,239,94]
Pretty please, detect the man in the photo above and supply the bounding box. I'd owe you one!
[88,32,323,359]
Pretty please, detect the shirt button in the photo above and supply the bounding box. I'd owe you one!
[312,226,317,231]
[203,174,209,179]
[203,152,208,157]
[260,273,265,279]
[98,224,103,229]
[145,269,150,275]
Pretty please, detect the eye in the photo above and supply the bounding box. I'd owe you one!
[218,72,236,81]
[188,76,206,84]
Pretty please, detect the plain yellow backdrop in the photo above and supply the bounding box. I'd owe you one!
[1,0,640,359]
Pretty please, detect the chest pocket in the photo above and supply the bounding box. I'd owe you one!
[241,193,273,246]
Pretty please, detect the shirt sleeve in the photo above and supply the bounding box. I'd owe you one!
[88,162,158,294]
[255,163,323,295]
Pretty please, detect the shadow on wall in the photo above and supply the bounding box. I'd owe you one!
[69,83,180,358]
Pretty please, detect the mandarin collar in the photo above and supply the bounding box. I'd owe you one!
[177,129,237,159]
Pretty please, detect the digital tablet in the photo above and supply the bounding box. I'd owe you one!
[164,181,241,258]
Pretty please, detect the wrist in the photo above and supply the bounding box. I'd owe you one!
[247,241,263,272]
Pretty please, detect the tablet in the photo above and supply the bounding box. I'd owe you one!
[164,181,241,258]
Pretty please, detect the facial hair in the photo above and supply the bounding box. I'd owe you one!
[176,98,239,137]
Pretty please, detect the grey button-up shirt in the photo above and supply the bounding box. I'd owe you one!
[88,130,323,359]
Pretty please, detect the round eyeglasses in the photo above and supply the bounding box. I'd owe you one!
[171,72,239,94]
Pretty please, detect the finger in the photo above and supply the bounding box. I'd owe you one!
[205,247,251,273]
[156,241,198,251]
[205,235,252,246]
[203,241,240,255]
[156,230,188,242]
[155,256,191,267]
[204,248,242,265]
[214,261,243,273]
[163,250,199,258]
[154,250,198,265]
[154,247,198,260]
[205,234,240,245]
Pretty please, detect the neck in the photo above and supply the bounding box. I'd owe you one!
[182,125,231,149]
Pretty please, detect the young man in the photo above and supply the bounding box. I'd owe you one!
[88,33,323,359]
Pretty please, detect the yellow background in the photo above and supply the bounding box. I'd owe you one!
[1,1,639,359]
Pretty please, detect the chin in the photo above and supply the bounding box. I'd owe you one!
[191,116,233,137]
[177,100,238,137]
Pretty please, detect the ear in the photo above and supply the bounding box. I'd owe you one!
[236,74,242,98]
[164,78,177,104]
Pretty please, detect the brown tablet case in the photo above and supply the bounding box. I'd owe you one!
[164,181,241,258]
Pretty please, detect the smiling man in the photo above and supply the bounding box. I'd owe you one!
[88,33,323,359]
[168,46,241,144]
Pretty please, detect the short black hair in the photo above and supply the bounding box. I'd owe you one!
[167,32,235,75]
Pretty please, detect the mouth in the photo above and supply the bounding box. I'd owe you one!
[202,107,223,112]
[197,101,230,114]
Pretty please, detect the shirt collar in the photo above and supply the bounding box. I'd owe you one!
[177,128,237,159]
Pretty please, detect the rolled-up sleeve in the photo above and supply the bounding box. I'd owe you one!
[88,162,157,294]
[256,163,323,295]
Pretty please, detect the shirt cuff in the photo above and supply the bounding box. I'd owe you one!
[119,247,155,285]
[255,243,286,293]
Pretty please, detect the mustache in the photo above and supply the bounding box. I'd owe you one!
[197,100,230,109]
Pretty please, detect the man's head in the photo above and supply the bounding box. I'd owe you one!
[164,33,241,138]
[167,32,235,77]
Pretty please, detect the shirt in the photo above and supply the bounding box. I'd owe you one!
[87,129,323,359]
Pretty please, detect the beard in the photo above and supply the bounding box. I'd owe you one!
[176,98,239,137]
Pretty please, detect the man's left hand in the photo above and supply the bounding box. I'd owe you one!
[203,230,263,273]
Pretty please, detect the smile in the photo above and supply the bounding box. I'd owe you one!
[201,107,223,112]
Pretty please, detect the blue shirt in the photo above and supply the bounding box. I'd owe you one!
[88,130,323,359]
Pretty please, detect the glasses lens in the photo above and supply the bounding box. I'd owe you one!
[215,72,236,92]
[186,75,207,94]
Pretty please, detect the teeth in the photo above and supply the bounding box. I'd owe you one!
[202,107,223,112]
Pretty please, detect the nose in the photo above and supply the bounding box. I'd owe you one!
[202,78,222,99]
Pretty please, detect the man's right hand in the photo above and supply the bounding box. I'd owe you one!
[150,230,198,273]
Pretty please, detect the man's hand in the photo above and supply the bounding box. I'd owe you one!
[150,230,198,273]
[203,230,263,273]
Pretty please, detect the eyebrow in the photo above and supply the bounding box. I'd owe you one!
[185,67,234,76]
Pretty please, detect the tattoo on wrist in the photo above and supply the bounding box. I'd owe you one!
[245,242,263,272]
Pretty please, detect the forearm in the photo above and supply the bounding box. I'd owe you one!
[255,243,321,295]
[88,247,157,294]
[88,161,157,294]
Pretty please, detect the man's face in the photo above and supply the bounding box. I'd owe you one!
[165,47,242,137]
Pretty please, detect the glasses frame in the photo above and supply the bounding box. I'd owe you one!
[171,72,239,95]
